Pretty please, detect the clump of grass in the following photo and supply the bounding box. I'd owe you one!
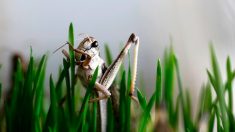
[4,50,47,132]
[0,23,234,132]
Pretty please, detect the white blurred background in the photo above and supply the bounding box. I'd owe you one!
[0,0,235,112]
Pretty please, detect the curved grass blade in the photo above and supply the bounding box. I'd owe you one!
[76,67,99,130]
[34,55,47,132]
[138,92,156,132]
[137,88,147,110]
[209,45,229,132]
[174,56,195,131]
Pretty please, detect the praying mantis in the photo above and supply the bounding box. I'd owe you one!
[59,33,139,132]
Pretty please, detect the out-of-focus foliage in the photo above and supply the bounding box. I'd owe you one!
[0,24,234,132]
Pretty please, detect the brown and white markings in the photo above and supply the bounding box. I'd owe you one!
[60,33,139,132]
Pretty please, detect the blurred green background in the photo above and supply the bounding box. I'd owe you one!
[0,0,235,120]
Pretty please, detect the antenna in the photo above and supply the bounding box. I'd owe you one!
[53,42,70,54]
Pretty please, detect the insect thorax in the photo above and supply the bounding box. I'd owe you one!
[77,54,105,87]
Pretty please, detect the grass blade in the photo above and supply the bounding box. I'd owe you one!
[155,59,162,107]
[226,57,233,111]
[119,71,126,132]
[106,99,114,132]
[34,55,47,132]
[209,45,229,132]
[104,44,113,65]
[208,109,215,132]
[44,75,58,132]
[163,47,175,127]
[68,23,75,115]
[137,88,147,110]
[126,58,132,132]
[174,56,195,131]
[91,94,98,132]
[76,67,99,130]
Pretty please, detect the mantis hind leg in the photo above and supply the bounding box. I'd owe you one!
[89,82,111,102]
[100,33,139,103]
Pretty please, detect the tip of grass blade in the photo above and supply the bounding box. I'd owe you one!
[68,23,74,46]
[137,88,147,110]
[155,59,162,107]
[104,44,113,65]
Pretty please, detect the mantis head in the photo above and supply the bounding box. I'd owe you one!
[75,36,100,65]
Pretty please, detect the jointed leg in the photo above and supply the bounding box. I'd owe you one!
[99,33,139,102]
[62,49,70,60]
[89,82,111,102]
[129,37,139,103]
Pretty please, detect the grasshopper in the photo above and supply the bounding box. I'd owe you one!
[59,33,139,132]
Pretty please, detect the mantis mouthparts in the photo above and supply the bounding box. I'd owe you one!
[73,49,92,58]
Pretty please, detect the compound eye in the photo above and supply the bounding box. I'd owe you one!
[91,41,98,48]
[80,54,87,61]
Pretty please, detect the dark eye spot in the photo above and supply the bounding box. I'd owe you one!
[80,54,86,61]
[91,41,98,48]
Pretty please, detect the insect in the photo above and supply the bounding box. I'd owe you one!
[57,33,139,132]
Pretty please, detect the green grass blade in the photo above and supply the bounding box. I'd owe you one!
[76,67,99,130]
[106,99,114,132]
[68,23,74,45]
[146,93,156,116]
[174,56,195,131]
[44,75,58,132]
[227,108,235,131]
[155,59,162,107]
[6,59,23,131]
[24,56,34,97]
[214,105,223,131]
[23,55,34,131]
[63,59,73,119]
[137,88,147,110]
[34,55,47,132]
[207,70,216,89]
[0,82,1,100]
[163,47,175,127]
[33,55,46,96]
[208,109,215,132]
[172,94,180,128]
[55,67,67,99]
[126,56,132,132]
[139,91,156,132]
[226,57,233,111]
[68,23,75,115]
[197,83,212,122]
[119,71,126,132]
[88,93,98,132]
[104,44,113,65]
[34,55,47,115]
[185,89,192,118]
[209,45,229,132]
